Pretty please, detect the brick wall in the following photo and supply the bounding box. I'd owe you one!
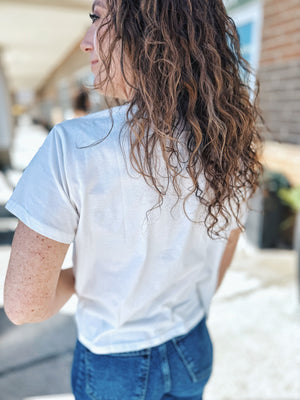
[258,60,300,144]
[257,0,300,144]
[260,0,300,66]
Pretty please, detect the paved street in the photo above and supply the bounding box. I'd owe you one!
[0,120,299,400]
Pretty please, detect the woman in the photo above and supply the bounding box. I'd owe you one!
[4,0,263,399]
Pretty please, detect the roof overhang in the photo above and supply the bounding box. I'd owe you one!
[0,0,92,92]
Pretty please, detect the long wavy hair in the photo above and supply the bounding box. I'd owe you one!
[93,0,264,238]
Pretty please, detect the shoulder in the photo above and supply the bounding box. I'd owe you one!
[53,103,130,148]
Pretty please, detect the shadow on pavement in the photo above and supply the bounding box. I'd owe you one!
[0,308,77,400]
[0,205,15,245]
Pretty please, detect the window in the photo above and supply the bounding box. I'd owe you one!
[228,0,263,72]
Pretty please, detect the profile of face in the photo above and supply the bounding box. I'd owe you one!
[80,0,131,100]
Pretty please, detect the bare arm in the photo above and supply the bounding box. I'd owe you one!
[4,221,75,325]
[215,228,241,292]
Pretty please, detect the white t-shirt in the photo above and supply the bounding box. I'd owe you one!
[6,103,246,354]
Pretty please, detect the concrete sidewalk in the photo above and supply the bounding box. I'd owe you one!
[206,241,300,400]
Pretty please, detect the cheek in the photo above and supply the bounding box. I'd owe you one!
[93,28,101,59]
[111,44,124,76]
[94,26,112,61]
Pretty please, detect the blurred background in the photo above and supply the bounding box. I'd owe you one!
[0,0,299,399]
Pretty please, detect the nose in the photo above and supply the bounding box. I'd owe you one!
[80,27,94,53]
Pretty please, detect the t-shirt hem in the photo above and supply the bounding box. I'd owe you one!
[5,199,74,244]
[77,310,206,355]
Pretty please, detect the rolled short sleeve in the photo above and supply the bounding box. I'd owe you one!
[5,126,79,244]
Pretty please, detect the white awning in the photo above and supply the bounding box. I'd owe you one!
[0,0,92,91]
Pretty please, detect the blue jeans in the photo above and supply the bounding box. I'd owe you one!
[71,316,213,400]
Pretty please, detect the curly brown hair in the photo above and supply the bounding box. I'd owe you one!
[93,0,264,239]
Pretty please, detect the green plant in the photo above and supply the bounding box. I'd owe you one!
[278,187,300,213]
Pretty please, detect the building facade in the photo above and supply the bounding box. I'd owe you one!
[258,0,300,144]
[226,0,300,144]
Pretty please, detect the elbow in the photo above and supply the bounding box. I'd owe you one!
[3,289,28,325]
[4,296,51,325]
[4,304,49,325]
[7,316,26,326]
[3,283,30,325]
[4,303,28,325]
[4,280,54,325]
